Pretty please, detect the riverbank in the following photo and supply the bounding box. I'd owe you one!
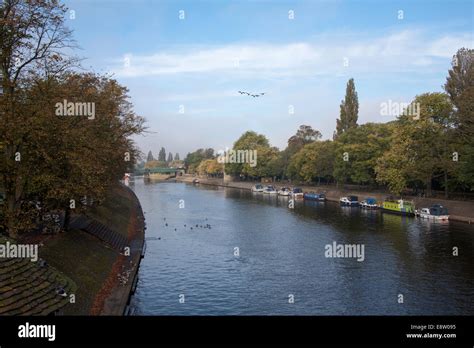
[176,175,474,224]
[39,184,145,314]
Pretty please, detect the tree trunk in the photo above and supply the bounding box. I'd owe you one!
[426,177,432,197]
[444,169,448,199]
[63,208,71,232]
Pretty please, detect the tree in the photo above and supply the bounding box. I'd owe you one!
[167,152,173,163]
[333,123,394,186]
[336,78,359,136]
[445,48,474,190]
[287,125,322,155]
[158,147,166,162]
[145,160,166,169]
[0,1,145,237]
[0,0,78,236]
[287,141,335,184]
[146,151,154,162]
[197,159,223,176]
[175,153,180,161]
[224,131,270,177]
[375,93,454,196]
[184,148,214,173]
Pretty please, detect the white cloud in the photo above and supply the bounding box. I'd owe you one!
[111,30,472,79]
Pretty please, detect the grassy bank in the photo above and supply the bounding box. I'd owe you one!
[39,184,138,314]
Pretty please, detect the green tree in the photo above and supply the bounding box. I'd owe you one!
[184,148,214,173]
[146,150,154,162]
[375,93,454,196]
[334,123,394,186]
[445,48,474,190]
[288,141,335,184]
[158,147,166,162]
[336,78,359,136]
[225,131,270,177]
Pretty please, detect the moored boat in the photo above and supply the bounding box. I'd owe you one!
[340,196,359,206]
[291,187,304,199]
[304,192,326,201]
[415,204,449,221]
[277,187,291,196]
[263,185,278,194]
[382,197,415,216]
[360,197,379,209]
[251,184,264,192]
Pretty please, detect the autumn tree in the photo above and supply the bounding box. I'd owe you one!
[0,2,145,236]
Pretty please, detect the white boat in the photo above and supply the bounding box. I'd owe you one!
[263,185,278,194]
[340,196,359,206]
[415,205,449,221]
[360,197,379,209]
[278,187,291,196]
[291,187,304,199]
[251,184,264,192]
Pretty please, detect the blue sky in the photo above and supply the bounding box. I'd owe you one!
[64,0,473,159]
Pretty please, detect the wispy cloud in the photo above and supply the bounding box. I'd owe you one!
[111,30,472,79]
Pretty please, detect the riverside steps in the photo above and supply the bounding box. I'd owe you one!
[0,237,77,315]
[36,184,145,315]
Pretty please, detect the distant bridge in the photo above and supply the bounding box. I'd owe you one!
[134,167,185,176]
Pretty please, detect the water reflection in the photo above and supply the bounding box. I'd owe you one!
[131,181,474,315]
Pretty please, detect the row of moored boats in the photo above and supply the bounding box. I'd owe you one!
[338,196,450,221]
[251,185,322,200]
[251,184,449,221]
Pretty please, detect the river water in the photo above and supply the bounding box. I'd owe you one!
[130,180,474,315]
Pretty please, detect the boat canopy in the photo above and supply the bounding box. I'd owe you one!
[430,205,448,215]
[366,198,377,204]
[293,188,303,193]
[349,196,358,201]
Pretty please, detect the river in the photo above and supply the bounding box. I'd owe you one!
[129,180,474,315]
